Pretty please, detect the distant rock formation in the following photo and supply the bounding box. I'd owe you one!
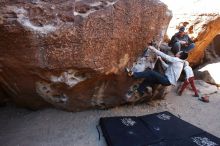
[193,34,220,86]
[0,0,171,111]
[163,0,220,66]
[203,34,220,63]
[188,15,220,66]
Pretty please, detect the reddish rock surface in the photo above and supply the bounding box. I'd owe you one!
[0,0,171,111]
[203,34,220,63]
[194,35,220,86]
[188,16,220,66]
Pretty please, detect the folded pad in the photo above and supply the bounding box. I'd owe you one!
[100,116,159,146]
[100,111,220,146]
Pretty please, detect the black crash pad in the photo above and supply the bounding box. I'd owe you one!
[148,132,220,146]
[140,111,204,140]
[100,116,159,146]
[100,111,220,146]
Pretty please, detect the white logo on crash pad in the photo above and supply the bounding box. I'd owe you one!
[121,118,136,127]
[157,114,171,120]
[192,137,218,146]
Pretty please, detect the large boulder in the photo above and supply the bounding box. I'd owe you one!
[188,16,220,66]
[194,70,217,86]
[193,34,220,86]
[161,0,220,66]
[0,0,172,111]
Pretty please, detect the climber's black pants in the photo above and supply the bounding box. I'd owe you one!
[133,70,171,94]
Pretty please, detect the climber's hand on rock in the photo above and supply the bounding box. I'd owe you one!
[148,46,155,50]
[157,56,162,60]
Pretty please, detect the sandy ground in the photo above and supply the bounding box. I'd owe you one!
[0,87,220,146]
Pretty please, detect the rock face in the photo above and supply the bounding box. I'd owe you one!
[0,0,172,111]
[193,34,220,86]
[203,34,220,63]
[161,0,220,66]
[187,16,220,66]
[194,70,217,86]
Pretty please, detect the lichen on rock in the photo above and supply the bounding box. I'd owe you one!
[0,0,172,111]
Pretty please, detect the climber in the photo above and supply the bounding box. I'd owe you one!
[125,46,188,100]
[177,61,209,102]
[169,26,195,55]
